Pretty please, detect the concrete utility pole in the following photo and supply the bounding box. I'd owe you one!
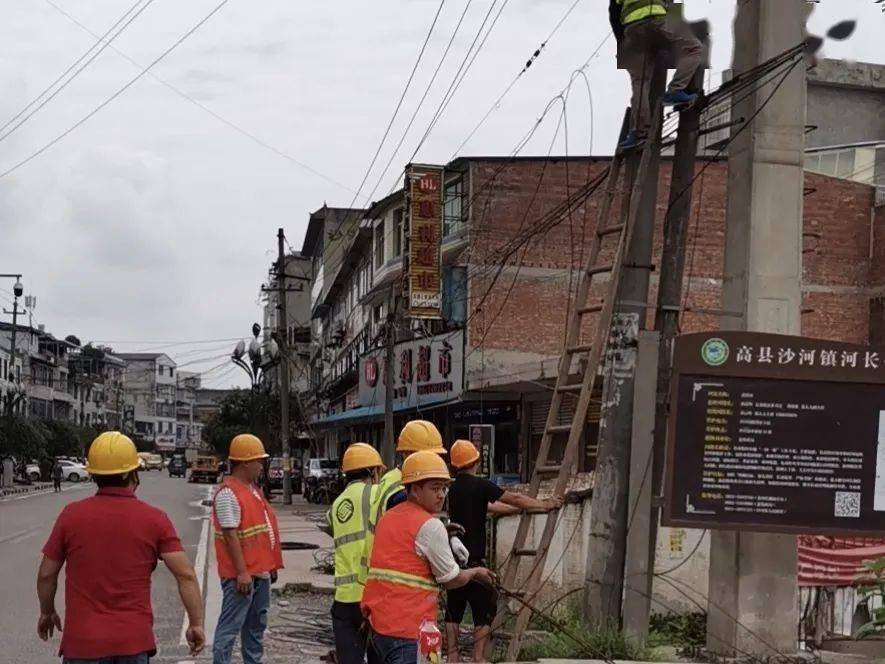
[708,1,805,656]
[584,66,666,625]
[277,228,293,505]
[381,286,396,468]
[1,274,23,489]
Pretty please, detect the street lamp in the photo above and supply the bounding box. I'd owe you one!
[1,273,24,488]
[230,323,279,389]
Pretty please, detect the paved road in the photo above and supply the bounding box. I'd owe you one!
[0,473,216,664]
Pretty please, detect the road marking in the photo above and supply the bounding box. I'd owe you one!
[0,526,40,545]
[180,487,214,648]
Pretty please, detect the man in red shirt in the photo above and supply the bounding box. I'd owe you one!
[36,431,205,663]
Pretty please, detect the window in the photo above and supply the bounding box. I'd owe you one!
[157,365,163,378]
[393,208,404,258]
[444,180,464,236]
[169,367,174,378]
[374,221,385,268]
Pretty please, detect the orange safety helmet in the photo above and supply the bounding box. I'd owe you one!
[342,443,385,473]
[228,433,269,462]
[401,450,452,484]
[397,420,446,454]
[450,439,480,469]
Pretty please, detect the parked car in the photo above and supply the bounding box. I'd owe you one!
[266,457,302,494]
[57,459,89,482]
[168,457,187,478]
[25,462,41,482]
[137,453,164,471]
[306,458,338,480]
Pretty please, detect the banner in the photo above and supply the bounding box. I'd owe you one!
[405,164,443,319]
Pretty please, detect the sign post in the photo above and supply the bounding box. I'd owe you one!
[664,331,885,536]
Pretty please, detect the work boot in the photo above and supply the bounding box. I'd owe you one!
[618,132,646,151]
[662,90,697,106]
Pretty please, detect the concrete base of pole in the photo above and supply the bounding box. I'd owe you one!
[1,459,14,488]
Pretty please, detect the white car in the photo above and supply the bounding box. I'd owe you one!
[26,463,41,482]
[57,459,89,482]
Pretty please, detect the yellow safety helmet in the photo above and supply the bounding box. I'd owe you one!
[450,439,480,469]
[229,433,269,462]
[86,431,140,475]
[401,450,452,485]
[397,420,446,454]
[342,443,385,473]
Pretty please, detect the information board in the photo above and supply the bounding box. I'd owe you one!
[664,332,885,536]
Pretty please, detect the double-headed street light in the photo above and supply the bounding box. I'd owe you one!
[230,323,279,390]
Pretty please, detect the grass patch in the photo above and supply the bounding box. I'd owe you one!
[648,612,706,651]
[517,612,656,662]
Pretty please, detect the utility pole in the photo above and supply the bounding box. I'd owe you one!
[277,228,293,505]
[623,67,705,640]
[584,66,666,625]
[707,1,805,656]
[381,285,396,468]
[1,274,23,488]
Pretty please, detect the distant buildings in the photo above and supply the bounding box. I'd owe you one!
[116,353,178,451]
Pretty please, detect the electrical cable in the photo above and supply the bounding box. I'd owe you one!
[356,0,477,211]
[0,0,150,138]
[0,0,232,181]
[43,0,356,194]
[343,0,447,211]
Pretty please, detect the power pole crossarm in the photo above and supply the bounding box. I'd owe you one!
[277,228,292,505]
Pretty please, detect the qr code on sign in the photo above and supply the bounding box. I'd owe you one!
[835,491,861,518]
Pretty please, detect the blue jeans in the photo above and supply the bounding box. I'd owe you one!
[64,655,149,664]
[213,577,271,664]
[370,632,418,664]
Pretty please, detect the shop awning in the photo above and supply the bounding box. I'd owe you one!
[311,397,461,428]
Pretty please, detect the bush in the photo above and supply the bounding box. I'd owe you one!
[648,612,706,650]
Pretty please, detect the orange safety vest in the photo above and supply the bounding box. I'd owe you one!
[213,477,284,579]
[360,501,440,640]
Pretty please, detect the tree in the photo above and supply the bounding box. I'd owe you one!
[203,388,303,457]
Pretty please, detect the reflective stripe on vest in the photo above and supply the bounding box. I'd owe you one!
[213,523,270,540]
[618,0,667,25]
[366,567,438,592]
[331,481,374,602]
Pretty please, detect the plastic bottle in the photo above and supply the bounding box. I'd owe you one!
[417,617,442,664]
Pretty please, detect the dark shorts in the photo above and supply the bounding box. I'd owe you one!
[445,580,498,627]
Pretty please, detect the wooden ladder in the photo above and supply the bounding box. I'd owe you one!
[491,107,663,662]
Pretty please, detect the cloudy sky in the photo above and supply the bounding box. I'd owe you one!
[0,0,881,388]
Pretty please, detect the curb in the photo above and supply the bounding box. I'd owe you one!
[0,483,53,498]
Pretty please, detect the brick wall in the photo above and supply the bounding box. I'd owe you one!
[465,158,877,356]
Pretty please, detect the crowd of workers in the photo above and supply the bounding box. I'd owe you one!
[33,419,561,664]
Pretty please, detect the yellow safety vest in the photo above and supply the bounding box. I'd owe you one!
[328,481,375,603]
[617,0,667,26]
[371,467,404,525]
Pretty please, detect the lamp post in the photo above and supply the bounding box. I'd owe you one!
[1,274,24,488]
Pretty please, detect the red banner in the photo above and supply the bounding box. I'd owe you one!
[798,535,885,586]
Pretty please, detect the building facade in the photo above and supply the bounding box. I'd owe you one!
[118,353,178,451]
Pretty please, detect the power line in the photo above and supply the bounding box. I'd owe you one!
[357,0,477,210]
[0,0,157,146]
[344,0,447,211]
[43,0,355,194]
[0,0,232,181]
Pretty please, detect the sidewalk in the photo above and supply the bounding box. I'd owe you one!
[0,481,55,498]
[272,495,335,594]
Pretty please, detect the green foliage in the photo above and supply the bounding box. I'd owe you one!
[516,609,654,662]
[203,388,302,457]
[854,557,885,639]
[648,611,706,650]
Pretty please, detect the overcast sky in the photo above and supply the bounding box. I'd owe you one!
[0,0,881,388]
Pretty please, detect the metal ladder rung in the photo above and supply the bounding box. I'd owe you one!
[597,223,624,237]
[587,264,613,276]
[535,464,561,474]
[546,424,572,434]
[566,344,593,354]
[577,302,604,315]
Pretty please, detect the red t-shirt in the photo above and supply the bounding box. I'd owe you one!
[42,487,183,659]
